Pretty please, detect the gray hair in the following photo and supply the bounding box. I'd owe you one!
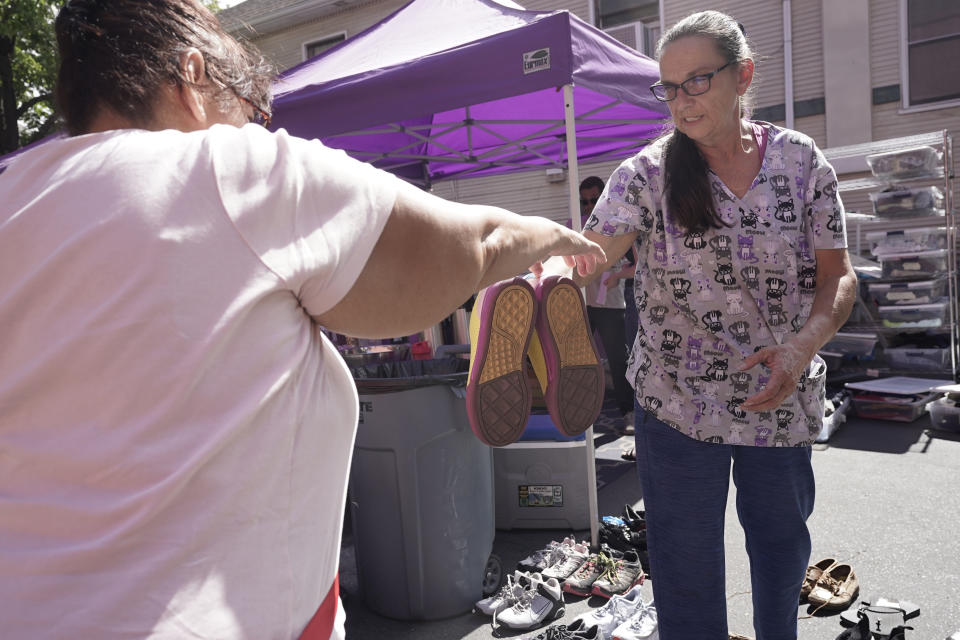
[656,10,756,117]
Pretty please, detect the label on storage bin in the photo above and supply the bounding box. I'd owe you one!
[888,291,917,301]
[903,261,921,270]
[519,484,563,507]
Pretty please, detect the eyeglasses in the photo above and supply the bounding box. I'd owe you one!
[649,61,736,102]
[237,95,272,128]
[580,196,600,206]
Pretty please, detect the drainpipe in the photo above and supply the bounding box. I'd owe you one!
[658,0,665,38]
[783,0,795,129]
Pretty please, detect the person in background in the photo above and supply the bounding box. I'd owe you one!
[534,11,857,639]
[0,1,605,638]
[580,176,635,430]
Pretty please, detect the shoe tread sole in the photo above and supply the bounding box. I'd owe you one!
[479,285,535,383]
[468,281,536,446]
[540,279,605,436]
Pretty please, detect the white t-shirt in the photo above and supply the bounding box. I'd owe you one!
[584,257,628,309]
[0,125,398,639]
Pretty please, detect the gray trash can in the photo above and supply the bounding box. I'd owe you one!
[349,358,495,620]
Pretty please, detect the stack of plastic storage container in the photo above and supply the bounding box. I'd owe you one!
[852,145,953,419]
[926,383,960,431]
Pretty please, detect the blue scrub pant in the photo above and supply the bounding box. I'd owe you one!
[634,409,815,640]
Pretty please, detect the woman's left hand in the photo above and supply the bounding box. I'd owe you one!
[738,341,814,412]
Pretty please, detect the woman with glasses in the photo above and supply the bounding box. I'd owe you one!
[536,10,857,640]
[0,1,605,639]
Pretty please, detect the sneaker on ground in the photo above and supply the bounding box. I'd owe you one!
[562,546,621,597]
[622,504,646,532]
[543,542,591,580]
[494,575,566,631]
[574,584,644,638]
[612,599,658,640]
[476,570,532,616]
[599,521,646,555]
[592,549,644,598]
[621,410,635,435]
[518,538,573,573]
[522,618,601,640]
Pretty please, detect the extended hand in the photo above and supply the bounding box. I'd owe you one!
[738,341,814,412]
[529,232,606,279]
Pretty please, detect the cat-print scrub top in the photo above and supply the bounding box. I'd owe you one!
[586,122,847,447]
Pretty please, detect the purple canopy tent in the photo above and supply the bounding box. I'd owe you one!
[269,0,669,221]
[269,0,670,545]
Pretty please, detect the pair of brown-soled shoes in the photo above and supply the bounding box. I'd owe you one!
[465,275,606,447]
[801,558,861,612]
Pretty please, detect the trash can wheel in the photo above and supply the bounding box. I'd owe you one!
[481,553,503,597]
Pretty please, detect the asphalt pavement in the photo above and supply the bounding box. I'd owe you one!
[339,413,960,640]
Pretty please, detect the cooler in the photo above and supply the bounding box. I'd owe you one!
[493,413,591,531]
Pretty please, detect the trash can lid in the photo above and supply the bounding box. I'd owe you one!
[351,357,469,394]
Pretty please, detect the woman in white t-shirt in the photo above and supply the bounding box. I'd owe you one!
[0,1,604,639]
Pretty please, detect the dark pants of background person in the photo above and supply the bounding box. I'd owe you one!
[587,306,633,416]
[634,409,815,640]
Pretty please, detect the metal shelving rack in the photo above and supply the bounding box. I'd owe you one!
[823,130,957,381]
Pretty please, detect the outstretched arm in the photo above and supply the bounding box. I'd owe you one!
[316,181,606,338]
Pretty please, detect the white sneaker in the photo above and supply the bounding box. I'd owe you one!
[543,542,591,580]
[574,583,644,638]
[519,537,574,572]
[612,599,658,640]
[476,571,528,616]
[494,575,565,631]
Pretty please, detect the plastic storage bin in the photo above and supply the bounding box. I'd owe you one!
[818,350,844,370]
[852,391,936,422]
[885,347,951,372]
[869,186,944,217]
[866,227,946,256]
[350,366,494,621]
[927,397,960,431]
[878,301,949,329]
[866,145,940,179]
[821,332,878,357]
[879,250,949,279]
[493,414,590,530]
[867,278,947,305]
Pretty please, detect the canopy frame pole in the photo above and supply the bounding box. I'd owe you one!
[563,83,599,550]
[465,106,474,160]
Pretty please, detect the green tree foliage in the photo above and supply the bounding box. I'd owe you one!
[0,0,63,153]
[0,0,227,154]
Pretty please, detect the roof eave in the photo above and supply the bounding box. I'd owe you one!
[222,0,364,38]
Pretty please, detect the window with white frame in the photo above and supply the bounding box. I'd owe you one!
[304,32,346,60]
[902,0,960,107]
[595,0,659,57]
